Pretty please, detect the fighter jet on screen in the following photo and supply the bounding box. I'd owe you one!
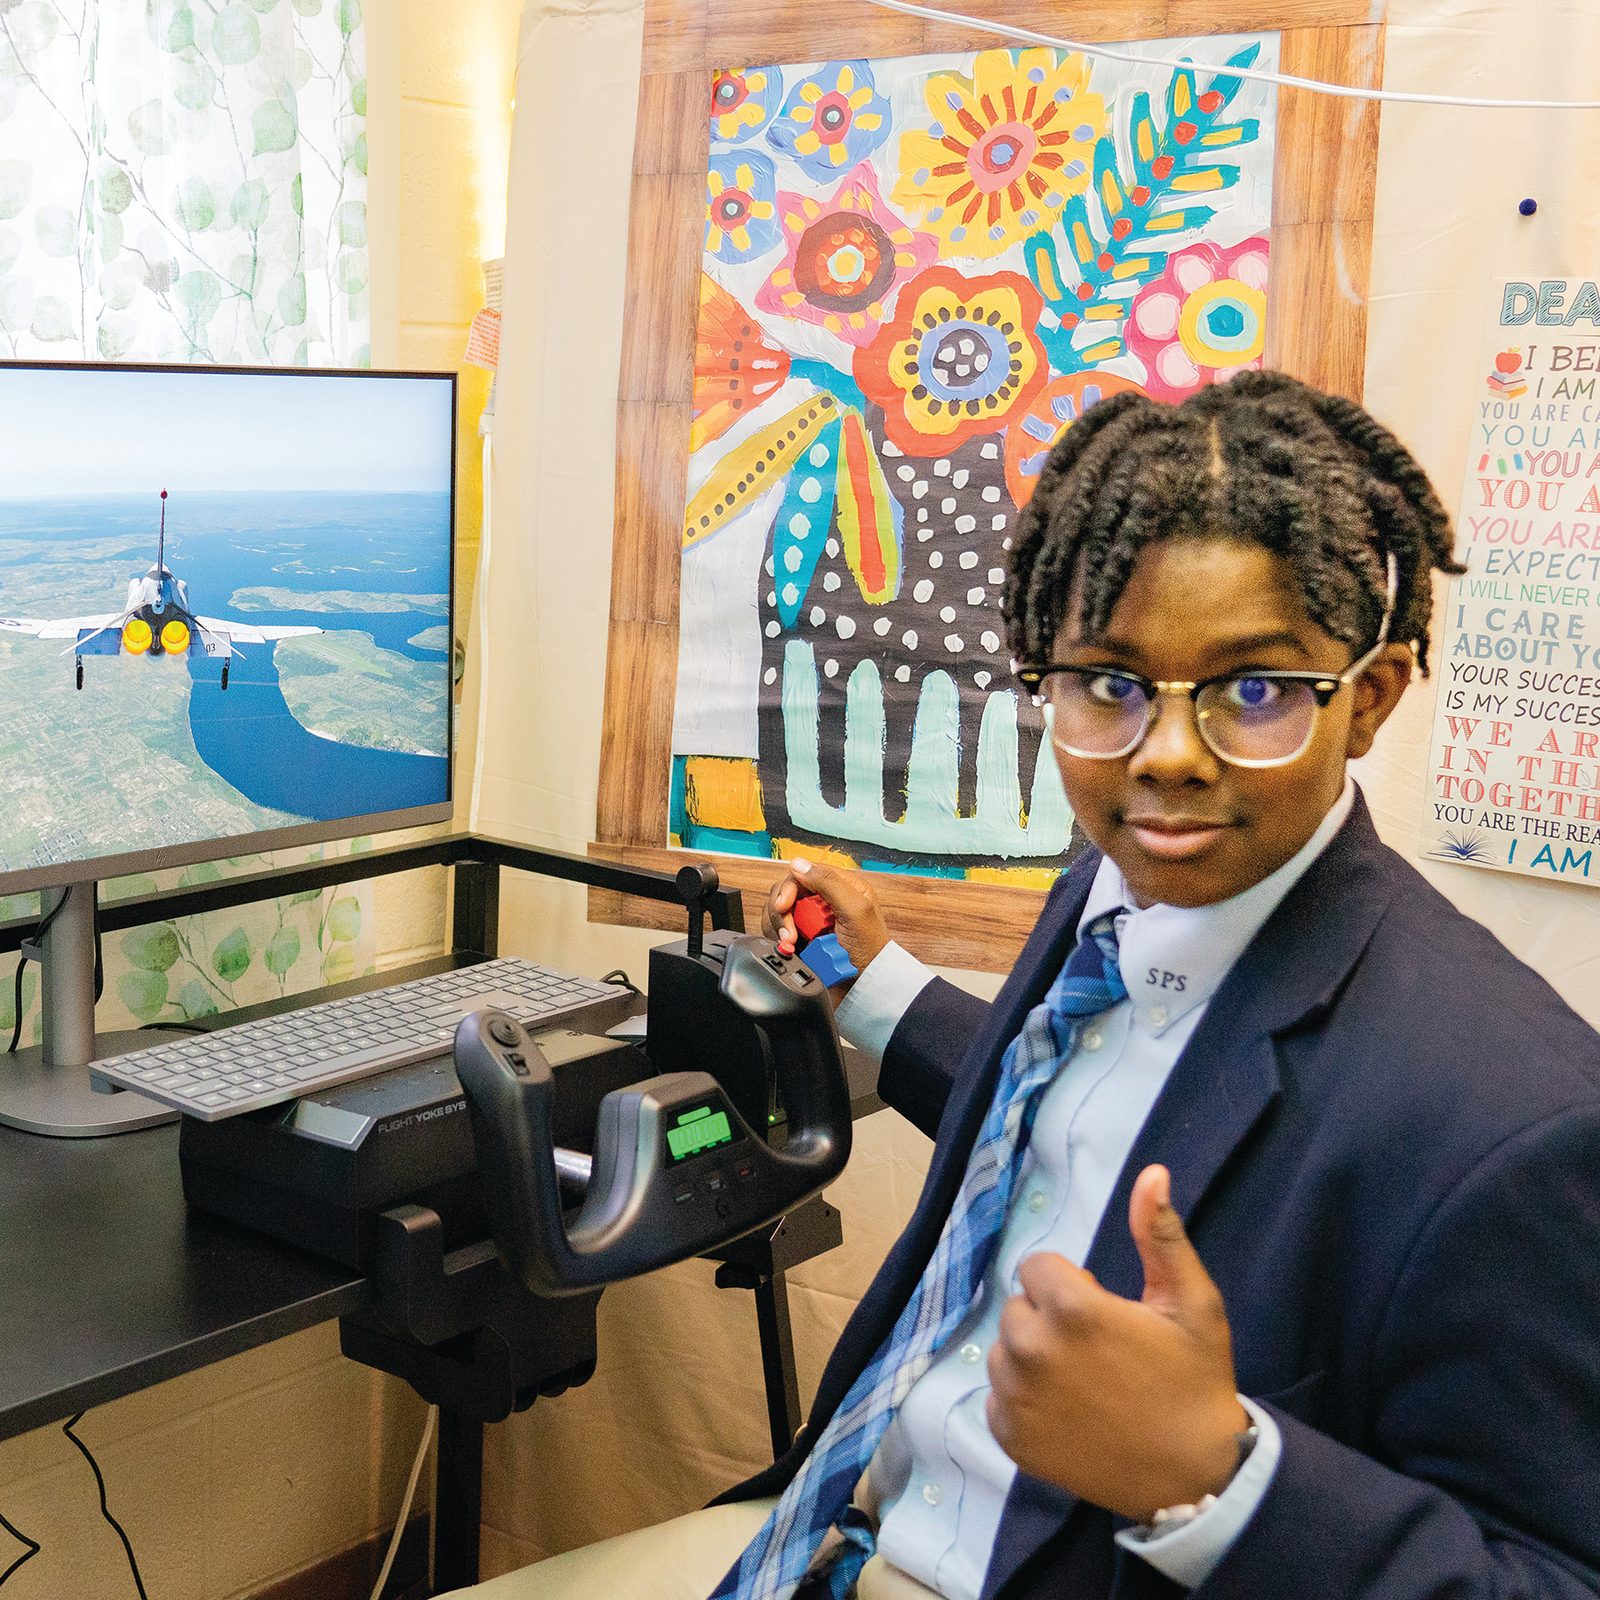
[0,490,321,689]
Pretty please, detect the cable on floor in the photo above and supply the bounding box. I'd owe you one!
[368,1404,438,1600]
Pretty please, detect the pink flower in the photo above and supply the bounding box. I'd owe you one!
[1125,238,1269,402]
[755,163,937,349]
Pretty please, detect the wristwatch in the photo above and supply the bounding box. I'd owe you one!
[1127,1421,1260,1541]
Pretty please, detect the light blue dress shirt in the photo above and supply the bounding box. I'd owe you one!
[831,783,1356,1599]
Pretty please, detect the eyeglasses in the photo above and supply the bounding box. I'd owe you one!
[1014,554,1399,770]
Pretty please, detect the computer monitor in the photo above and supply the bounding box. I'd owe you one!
[0,361,457,1136]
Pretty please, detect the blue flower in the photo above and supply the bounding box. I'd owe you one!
[711,67,782,143]
[705,150,780,262]
[767,61,891,181]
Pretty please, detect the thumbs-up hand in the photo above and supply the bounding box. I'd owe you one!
[984,1165,1250,1523]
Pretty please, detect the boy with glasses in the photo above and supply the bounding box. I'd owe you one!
[446,373,1600,1600]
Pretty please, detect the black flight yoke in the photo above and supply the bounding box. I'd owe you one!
[457,934,852,1295]
[180,875,854,1432]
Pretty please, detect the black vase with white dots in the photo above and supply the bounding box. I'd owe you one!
[755,403,1057,865]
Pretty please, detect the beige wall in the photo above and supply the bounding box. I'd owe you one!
[0,6,521,1596]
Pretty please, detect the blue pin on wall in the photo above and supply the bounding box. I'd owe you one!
[1519,198,1538,216]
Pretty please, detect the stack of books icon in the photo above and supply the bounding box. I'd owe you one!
[1487,359,1528,400]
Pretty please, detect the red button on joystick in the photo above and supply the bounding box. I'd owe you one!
[792,895,836,944]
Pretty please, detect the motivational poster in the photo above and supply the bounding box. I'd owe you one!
[1423,278,1600,887]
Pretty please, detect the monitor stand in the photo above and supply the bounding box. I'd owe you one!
[0,882,182,1138]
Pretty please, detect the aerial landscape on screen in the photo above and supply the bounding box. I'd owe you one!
[0,366,454,876]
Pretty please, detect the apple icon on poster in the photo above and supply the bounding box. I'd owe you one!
[1495,349,1523,374]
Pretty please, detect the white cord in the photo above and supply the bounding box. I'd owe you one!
[367,1404,438,1600]
[857,0,1600,109]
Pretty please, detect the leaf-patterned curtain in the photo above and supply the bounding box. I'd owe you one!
[0,0,368,365]
[0,0,375,1042]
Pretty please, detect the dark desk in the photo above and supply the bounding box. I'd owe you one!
[0,1119,368,1446]
[0,840,863,1592]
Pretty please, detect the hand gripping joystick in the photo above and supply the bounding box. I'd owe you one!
[455,935,852,1296]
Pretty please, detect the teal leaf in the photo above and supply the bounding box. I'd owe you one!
[326,895,361,943]
[285,889,322,906]
[337,0,360,35]
[29,295,75,341]
[251,98,298,155]
[335,198,365,247]
[277,271,306,326]
[228,252,265,296]
[352,131,367,176]
[212,927,252,983]
[0,161,31,222]
[128,99,168,156]
[212,5,262,66]
[176,268,222,329]
[336,250,366,294]
[173,57,218,113]
[35,205,76,257]
[147,1,196,53]
[292,0,322,13]
[264,925,301,976]
[90,310,137,372]
[1205,41,1264,108]
[1023,229,1069,310]
[123,923,181,973]
[351,77,366,117]
[98,210,124,263]
[118,969,168,1023]
[770,415,840,628]
[179,861,222,886]
[178,980,220,1019]
[176,177,215,232]
[322,944,357,984]
[246,0,281,10]
[290,171,303,217]
[230,177,270,230]
[98,166,133,214]
[0,226,19,275]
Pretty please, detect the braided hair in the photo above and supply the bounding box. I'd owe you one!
[1003,370,1463,675]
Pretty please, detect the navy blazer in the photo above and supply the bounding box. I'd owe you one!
[717,793,1600,1598]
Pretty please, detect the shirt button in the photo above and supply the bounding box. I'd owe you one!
[1149,1005,1169,1028]
[922,1482,943,1506]
[1027,1189,1048,1213]
[959,1341,983,1365]
[1081,1027,1103,1051]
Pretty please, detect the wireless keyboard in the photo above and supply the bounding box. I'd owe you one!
[89,958,632,1121]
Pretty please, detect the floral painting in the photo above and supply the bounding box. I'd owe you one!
[672,37,1277,876]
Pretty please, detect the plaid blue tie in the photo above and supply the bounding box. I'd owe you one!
[711,911,1127,1600]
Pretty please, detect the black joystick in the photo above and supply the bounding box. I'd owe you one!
[455,934,852,1296]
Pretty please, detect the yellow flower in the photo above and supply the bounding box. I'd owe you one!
[894,47,1108,258]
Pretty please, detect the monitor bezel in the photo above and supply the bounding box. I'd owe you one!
[0,358,458,899]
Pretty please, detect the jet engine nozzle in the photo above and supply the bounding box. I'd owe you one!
[122,617,153,656]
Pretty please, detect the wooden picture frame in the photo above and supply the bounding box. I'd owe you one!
[591,0,1387,972]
